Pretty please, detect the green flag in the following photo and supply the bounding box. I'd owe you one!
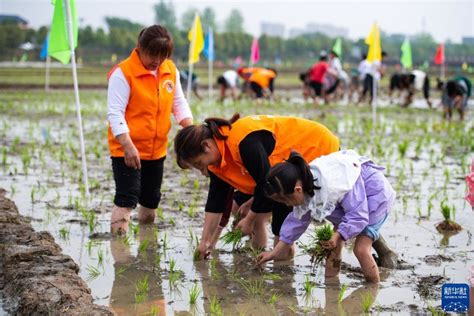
[400,39,412,69]
[48,0,77,64]
[332,38,342,58]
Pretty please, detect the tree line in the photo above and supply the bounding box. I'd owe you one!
[1,1,473,69]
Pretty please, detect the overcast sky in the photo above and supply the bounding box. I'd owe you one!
[1,0,473,42]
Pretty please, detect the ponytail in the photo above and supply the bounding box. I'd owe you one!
[263,151,316,197]
[174,113,241,169]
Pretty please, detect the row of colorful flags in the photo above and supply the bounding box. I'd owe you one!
[41,8,448,72]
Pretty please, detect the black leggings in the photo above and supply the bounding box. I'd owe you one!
[111,157,165,209]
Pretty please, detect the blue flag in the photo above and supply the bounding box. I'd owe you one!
[40,34,49,60]
[203,28,214,61]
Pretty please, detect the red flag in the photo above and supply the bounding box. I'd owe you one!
[250,38,260,64]
[434,43,445,65]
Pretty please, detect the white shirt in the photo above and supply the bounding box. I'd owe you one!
[107,67,192,137]
[411,70,426,91]
[358,60,371,80]
[223,70,239,88]
[329,57,342,77]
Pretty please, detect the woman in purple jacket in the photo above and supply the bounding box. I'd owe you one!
[257,150,396,283]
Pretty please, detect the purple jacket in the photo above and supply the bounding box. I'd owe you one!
[279,161,395,244]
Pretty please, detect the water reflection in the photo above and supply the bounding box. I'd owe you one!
[109,225,166,315]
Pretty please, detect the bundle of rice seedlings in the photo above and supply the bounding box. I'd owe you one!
[300,224,334,265]
[220,229,243,250]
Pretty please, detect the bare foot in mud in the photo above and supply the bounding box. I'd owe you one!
[111,206,132,234]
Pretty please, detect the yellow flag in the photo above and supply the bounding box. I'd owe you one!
[188,14,204,64]
[365,23,381,63]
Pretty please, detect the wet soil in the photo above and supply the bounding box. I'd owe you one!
[0,189,114,315]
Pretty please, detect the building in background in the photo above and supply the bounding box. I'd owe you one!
[261,22,285,38]
[462,37,474,46]
[289,23,349,38]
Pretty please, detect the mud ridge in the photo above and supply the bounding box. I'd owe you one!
[0,189,114,315]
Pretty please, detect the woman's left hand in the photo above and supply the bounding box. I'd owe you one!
[235,216,254,236]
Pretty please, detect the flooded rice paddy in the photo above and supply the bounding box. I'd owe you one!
[0,90,473,315]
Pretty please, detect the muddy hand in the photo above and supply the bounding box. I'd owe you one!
[257,251,274,266]
[235,217,253,236]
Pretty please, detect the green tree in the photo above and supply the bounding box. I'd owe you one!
[180,8,199,31]
[224,9,244,33]
[154,0,178,33]
[202,7,217,32]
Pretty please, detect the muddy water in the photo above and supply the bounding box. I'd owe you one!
[1,90,473,314]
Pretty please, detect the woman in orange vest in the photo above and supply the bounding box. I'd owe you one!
[174,114,340,259]
[238,67,277,103]
[108,25,193,234]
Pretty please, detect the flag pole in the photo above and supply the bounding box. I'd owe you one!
[45,55,50,92]
[371,22,377,128]
[208,27,213,105]
[187,14,198,101]
[64,0,89,198]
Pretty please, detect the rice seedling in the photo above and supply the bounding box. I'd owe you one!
[97,248,105,267]
[220,229,244,250]
[116,266,127,277]
[30,186,36,203]
[134,275,150,304]
[10,184,16,197]
[161,233,169,251]
[302,276,314,295]
[189,283,201,305]
[58,226,70,241]
[187,205,196,218]
[129,222,139,236]
[209,295,223,315]
[267,291,281,305]
[156,207,165,221]
[149,306,160,316]
[300,224,333,265]
[153,252,162,273]
[193,179,200,190]
[2,147,7,166]
[138,238,150,255]
[86,264,101,281]
[337,284,348,304]
[121,234,132,247]
[210,256,220,280]
[168,217,176,226]
[360,292,374,313]
[238,278,265,298]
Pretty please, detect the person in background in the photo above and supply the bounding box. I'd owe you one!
[389,70,432,108]
[180,69,202,100]
[438,76,471,121]
[217,69,239,103]
[107,25,193,234]
[299,70,314,103]
[238,67,277,104]
[309,51,338,105]
[359,52,387,105]
[258,150,396,283]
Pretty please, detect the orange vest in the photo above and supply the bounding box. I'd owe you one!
[107,49,177,160]
[208,115,340,194]
[249,68,276,88]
